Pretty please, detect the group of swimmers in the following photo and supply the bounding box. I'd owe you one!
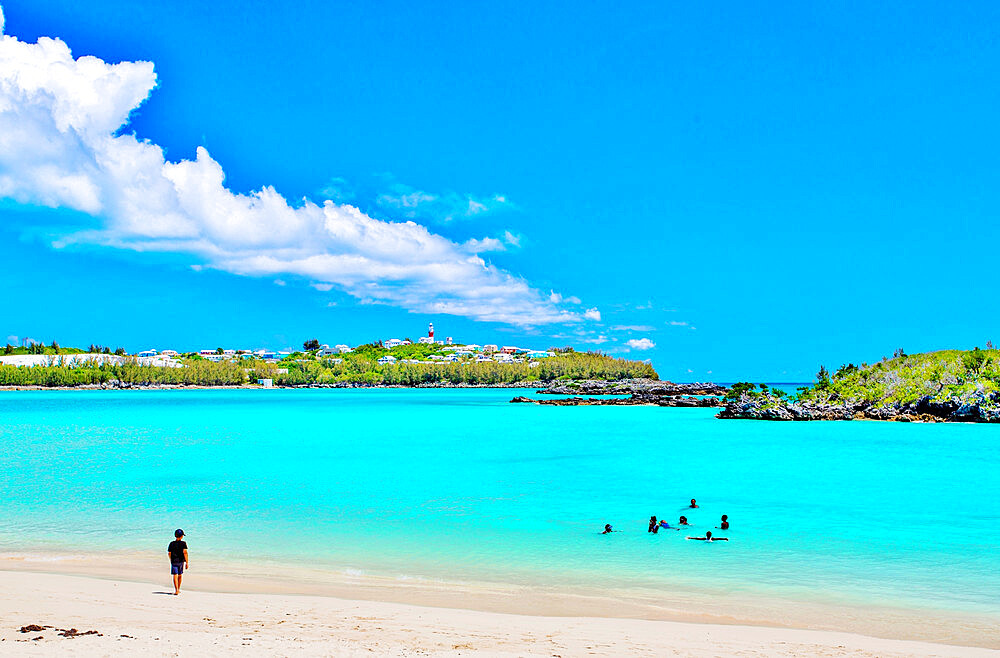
[602,499,731,542]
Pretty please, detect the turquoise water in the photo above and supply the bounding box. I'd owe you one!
[1,389,999,622]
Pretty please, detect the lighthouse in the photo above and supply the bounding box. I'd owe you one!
[428,322,434,340]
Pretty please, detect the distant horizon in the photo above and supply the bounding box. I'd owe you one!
[2,1,998,381]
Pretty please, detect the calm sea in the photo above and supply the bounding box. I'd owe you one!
[1,389,998,635]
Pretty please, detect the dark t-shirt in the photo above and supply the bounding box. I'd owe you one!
[168,540,187,564]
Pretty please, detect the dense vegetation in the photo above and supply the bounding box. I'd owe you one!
[719,347,1000,422]
[0,358,249,387]
[796,347,1000,406]
[0,345,658,387]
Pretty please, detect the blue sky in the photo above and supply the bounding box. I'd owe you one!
[1,1,998,381]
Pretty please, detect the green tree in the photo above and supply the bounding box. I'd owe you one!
[51,340,60,354]
[215,347,224,355]
[303,338,321,351]
[816,365,831,389]
[962,348,988,377]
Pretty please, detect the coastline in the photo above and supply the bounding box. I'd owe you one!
[3,551,999,651]
[2,570,996,657]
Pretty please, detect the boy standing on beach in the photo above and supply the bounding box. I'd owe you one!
[168,529,189,595]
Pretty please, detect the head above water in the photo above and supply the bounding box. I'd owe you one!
[174,528,184,538]
[706,531,713,539]
[679,516,688,524]
[690,499,698,507]
[721,515,728,521]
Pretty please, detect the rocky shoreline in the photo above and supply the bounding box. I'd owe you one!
[535,379,727,396]
[512,395,721,407]
[717,391,1000,423]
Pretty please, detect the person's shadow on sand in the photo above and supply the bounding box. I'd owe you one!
[152,591,176,595]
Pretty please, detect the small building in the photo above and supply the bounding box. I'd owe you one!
[527,350,550,359]
[137,349,158,358]
[160,350,178,357]
[483,344,498,353]
[257,378,274,388]
[418,336,434,344]
[276,368,289,374]
[500,346,518,355]
[384,338,405,349]
[335,344,353,353]
[377,355,397,365]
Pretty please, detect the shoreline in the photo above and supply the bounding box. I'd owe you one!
[2,571,997,657]
[3,552,999,651]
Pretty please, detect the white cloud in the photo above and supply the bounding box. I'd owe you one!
[376,185,511,223]
[565,295,581,304]
[319,176,354,202]
[625,338,656,351]
[0,17,585,327]
[310,283,335,292]
[611,324,654,331]
[583,307,601,321]
[669,321,688,326]
[503,230,521,248]
[273,279,286,286]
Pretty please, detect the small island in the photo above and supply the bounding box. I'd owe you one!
[718,347,1000,423]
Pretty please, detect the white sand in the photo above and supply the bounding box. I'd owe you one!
[1,571,996,657]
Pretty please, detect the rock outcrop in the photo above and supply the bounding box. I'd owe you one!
[512,394,722,407]
[536,379,727,396]
[716,391,1000,423]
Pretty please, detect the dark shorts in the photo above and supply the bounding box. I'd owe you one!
[170,562,184,575]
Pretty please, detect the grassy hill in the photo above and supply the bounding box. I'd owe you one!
[800,348,999,406]
[719,347,1000,422]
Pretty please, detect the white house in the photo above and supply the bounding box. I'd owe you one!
[483,344,498,353]
[384,338,405,349]
[418,336,434,344]
[137,349,158,358]
[160,350,178,357]
[257,378,273,388]
[335,344,353,353]
[377,355,397,365]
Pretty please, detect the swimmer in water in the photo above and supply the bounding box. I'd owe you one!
[687,530,728,542]
[689,498,699,508]
[659,520,675,530]
[648,516,659,534]
[603,524,614,534]
[678,515,690,526]
[719,514,729,530]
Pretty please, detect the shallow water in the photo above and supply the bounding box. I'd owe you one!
[1,389,998,625]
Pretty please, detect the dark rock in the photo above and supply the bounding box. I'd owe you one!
[536,379,727,397]
[511,395,721,407]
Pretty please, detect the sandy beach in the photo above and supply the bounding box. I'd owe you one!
[1,570,996,657]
